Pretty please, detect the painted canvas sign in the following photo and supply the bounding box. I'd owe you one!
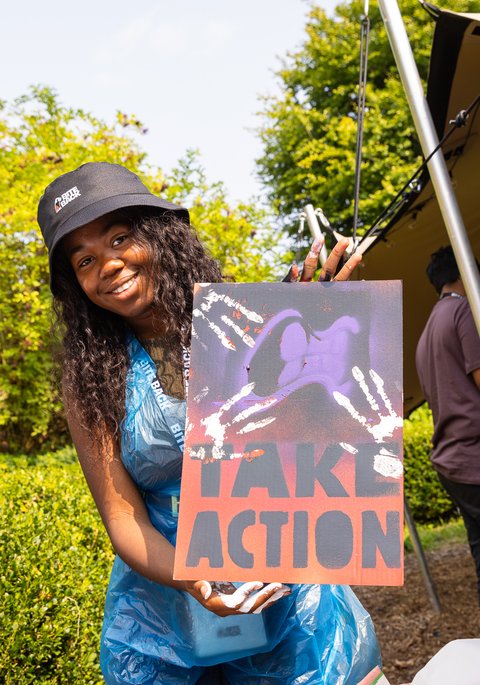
[174,281,403,585]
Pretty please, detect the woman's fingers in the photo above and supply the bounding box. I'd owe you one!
[333,250,362,282]
[317,237,349,282]
[214,581,265,609]
[189,580,291,616]
[282,263,299,282]
[250,584,291,613]
[297,236,360,283]
[236,582,291,613]
[197,580,213,600]
[210,580,238,594]
[195,580,264,614]
[252,585,291,613]
[299,238,324,282]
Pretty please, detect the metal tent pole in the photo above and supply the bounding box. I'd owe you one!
[404,499,442,612]
[376,0,475,613]
[378,0,480,335]
[304,204,329,265]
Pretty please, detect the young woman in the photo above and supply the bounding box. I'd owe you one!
[38,162,381,684]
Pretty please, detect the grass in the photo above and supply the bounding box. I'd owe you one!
[405,517,467,553]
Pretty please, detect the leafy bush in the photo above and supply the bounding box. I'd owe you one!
[403,404,457,524]
[256,0,480,235]
[0,448,113,684]
[0,88,282,454]
[0,403,459,684]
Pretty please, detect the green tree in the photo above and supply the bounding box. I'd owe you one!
[166,150,281,283]
[0,87,279,453]
[256,0,480,236]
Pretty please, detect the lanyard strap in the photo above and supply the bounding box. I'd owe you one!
[139,346,190,453]
[440,292,463,300]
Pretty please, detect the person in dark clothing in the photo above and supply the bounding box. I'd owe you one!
[416,246,480,603]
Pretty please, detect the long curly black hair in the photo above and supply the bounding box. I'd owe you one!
[52,210,223,439]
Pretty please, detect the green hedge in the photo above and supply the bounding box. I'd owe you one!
[0,411,457,683]
[0,448,113,684]
[403,404,457,524]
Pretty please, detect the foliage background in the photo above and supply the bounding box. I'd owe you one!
[403,404,457,523]
[0,408,457,683]
[256,0,480,237]
[1,0,467,680]
[0,87,285,455]
[0,448,112,684]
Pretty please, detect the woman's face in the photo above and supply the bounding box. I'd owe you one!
[62,212,159,337]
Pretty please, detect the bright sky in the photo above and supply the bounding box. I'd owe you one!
[2,0,337,203]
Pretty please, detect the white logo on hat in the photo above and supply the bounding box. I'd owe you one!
[54,186,81,213]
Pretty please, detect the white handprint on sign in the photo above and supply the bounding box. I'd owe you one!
[333,366,403,444]
[340,442,403,479]
[192,287,263,351]
[334,367,403,479]
[187,381,278,462]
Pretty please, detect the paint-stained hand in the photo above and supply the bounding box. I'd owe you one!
[184,579,291,617]
[283,237,361,283]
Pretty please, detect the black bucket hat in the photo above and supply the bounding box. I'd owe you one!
[37,162,190,292]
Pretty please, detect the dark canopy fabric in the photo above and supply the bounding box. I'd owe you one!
[355,5,480,415]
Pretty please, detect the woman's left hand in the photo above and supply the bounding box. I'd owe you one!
[283,237,361,283]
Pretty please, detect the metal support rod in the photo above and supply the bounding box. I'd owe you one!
[378,0,480,336]
[352,5,370,242]
[304,204,329,265]
[404,499,442,612]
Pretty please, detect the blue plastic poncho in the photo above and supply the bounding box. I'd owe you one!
[100,336,381,684]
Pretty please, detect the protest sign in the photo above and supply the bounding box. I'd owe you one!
[174,281,403,585]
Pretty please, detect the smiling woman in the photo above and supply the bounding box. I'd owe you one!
[63,214,158,336]
[36,162,380,685]
[38,163,210,441]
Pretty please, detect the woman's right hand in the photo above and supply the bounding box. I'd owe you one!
[283,236,362,283]
[184,579,291,616]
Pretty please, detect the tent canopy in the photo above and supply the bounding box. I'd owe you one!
[355,4,480,415]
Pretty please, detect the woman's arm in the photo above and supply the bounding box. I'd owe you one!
[66,398,289,615]
[66,404,183,589]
